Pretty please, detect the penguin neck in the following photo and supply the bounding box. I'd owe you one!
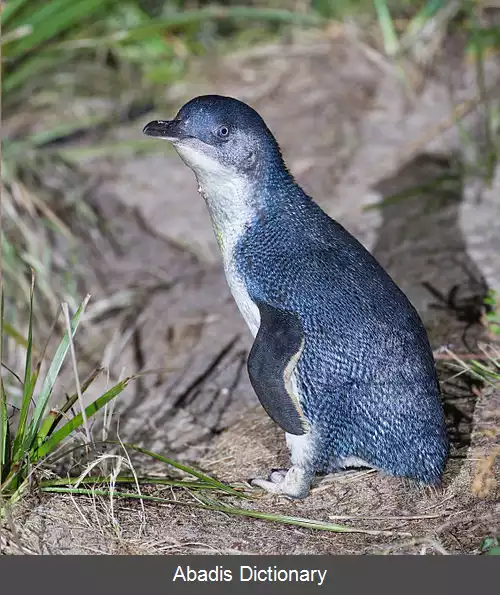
[193,155,306,261]
[195,168,256,260]
[173,138,304,259]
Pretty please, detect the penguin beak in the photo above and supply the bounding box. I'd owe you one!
[143,119,187,141]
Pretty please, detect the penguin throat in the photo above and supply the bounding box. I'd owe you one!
[173,141,263,256]
[195,170,257,259]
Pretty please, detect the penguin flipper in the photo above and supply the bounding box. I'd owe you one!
[247,301,308,436]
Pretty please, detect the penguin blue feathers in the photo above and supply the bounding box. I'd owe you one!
[144,95,449,498]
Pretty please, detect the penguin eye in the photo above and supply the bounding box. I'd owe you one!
[215,125,230,139]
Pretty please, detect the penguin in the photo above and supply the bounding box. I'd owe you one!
[143,95,449,498]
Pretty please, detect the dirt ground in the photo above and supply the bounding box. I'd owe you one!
[1,29,499,555]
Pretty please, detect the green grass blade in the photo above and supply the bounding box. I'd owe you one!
[1,320,29,350]
[0,0,29,28]
[39,486,191,502]
[363,171,461,210]
[4,0,116,58]
[205,502,409,536]
[40,475,242,493]
[469,360,500,383]
[1,474,32,511]
[72,6,325,45]
[480,536,500,555]
[23,295,90,455]
[12,272,35,458]
[22,115,112,148]
[0,291,6,481]
[467,26,500,57]
[485,547,500,556]
[32,376,133,462]
[404,0,444,39]
[0,23,32,46]
[24,5,324,54]
[0,381,8,482]
[37,367,103,443]
[2,50,69,94]
[117,443,247,497]
[373,0,399,57]
[121,7,325,39]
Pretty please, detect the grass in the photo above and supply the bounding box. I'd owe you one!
[442,343,500,386]
[0,280,135,513]
[39,483,412,537]
[480,535,500,555]
[439,343,499,507]
[484,290,500,337]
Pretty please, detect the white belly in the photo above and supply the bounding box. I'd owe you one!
[177,151,261,337]
[224,261,261,337]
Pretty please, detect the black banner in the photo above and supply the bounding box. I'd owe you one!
[0,555,497,594]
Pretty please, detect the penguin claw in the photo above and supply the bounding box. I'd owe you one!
[249,468,287,491]
[250,477,285,495]
[250,466,312,499]
[269,469,288,483]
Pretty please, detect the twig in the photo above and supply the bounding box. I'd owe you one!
[171,335,240,409]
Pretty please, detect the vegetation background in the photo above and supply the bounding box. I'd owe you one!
[0,0,499,554]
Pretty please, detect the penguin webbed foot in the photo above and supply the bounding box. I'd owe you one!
[250,466,312,499]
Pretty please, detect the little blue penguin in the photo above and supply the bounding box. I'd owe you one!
[143,95,449,499]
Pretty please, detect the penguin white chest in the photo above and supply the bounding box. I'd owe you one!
[176,143,261,336]
[224,260,261,337]
[179,152,261,337]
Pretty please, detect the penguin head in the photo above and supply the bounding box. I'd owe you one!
[143,95,285,186]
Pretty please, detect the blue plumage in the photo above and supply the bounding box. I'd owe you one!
[143,94,449,498]
[235,193,448,482]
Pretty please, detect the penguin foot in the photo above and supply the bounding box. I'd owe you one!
[269,469,288,483]
[251,466,312,499]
